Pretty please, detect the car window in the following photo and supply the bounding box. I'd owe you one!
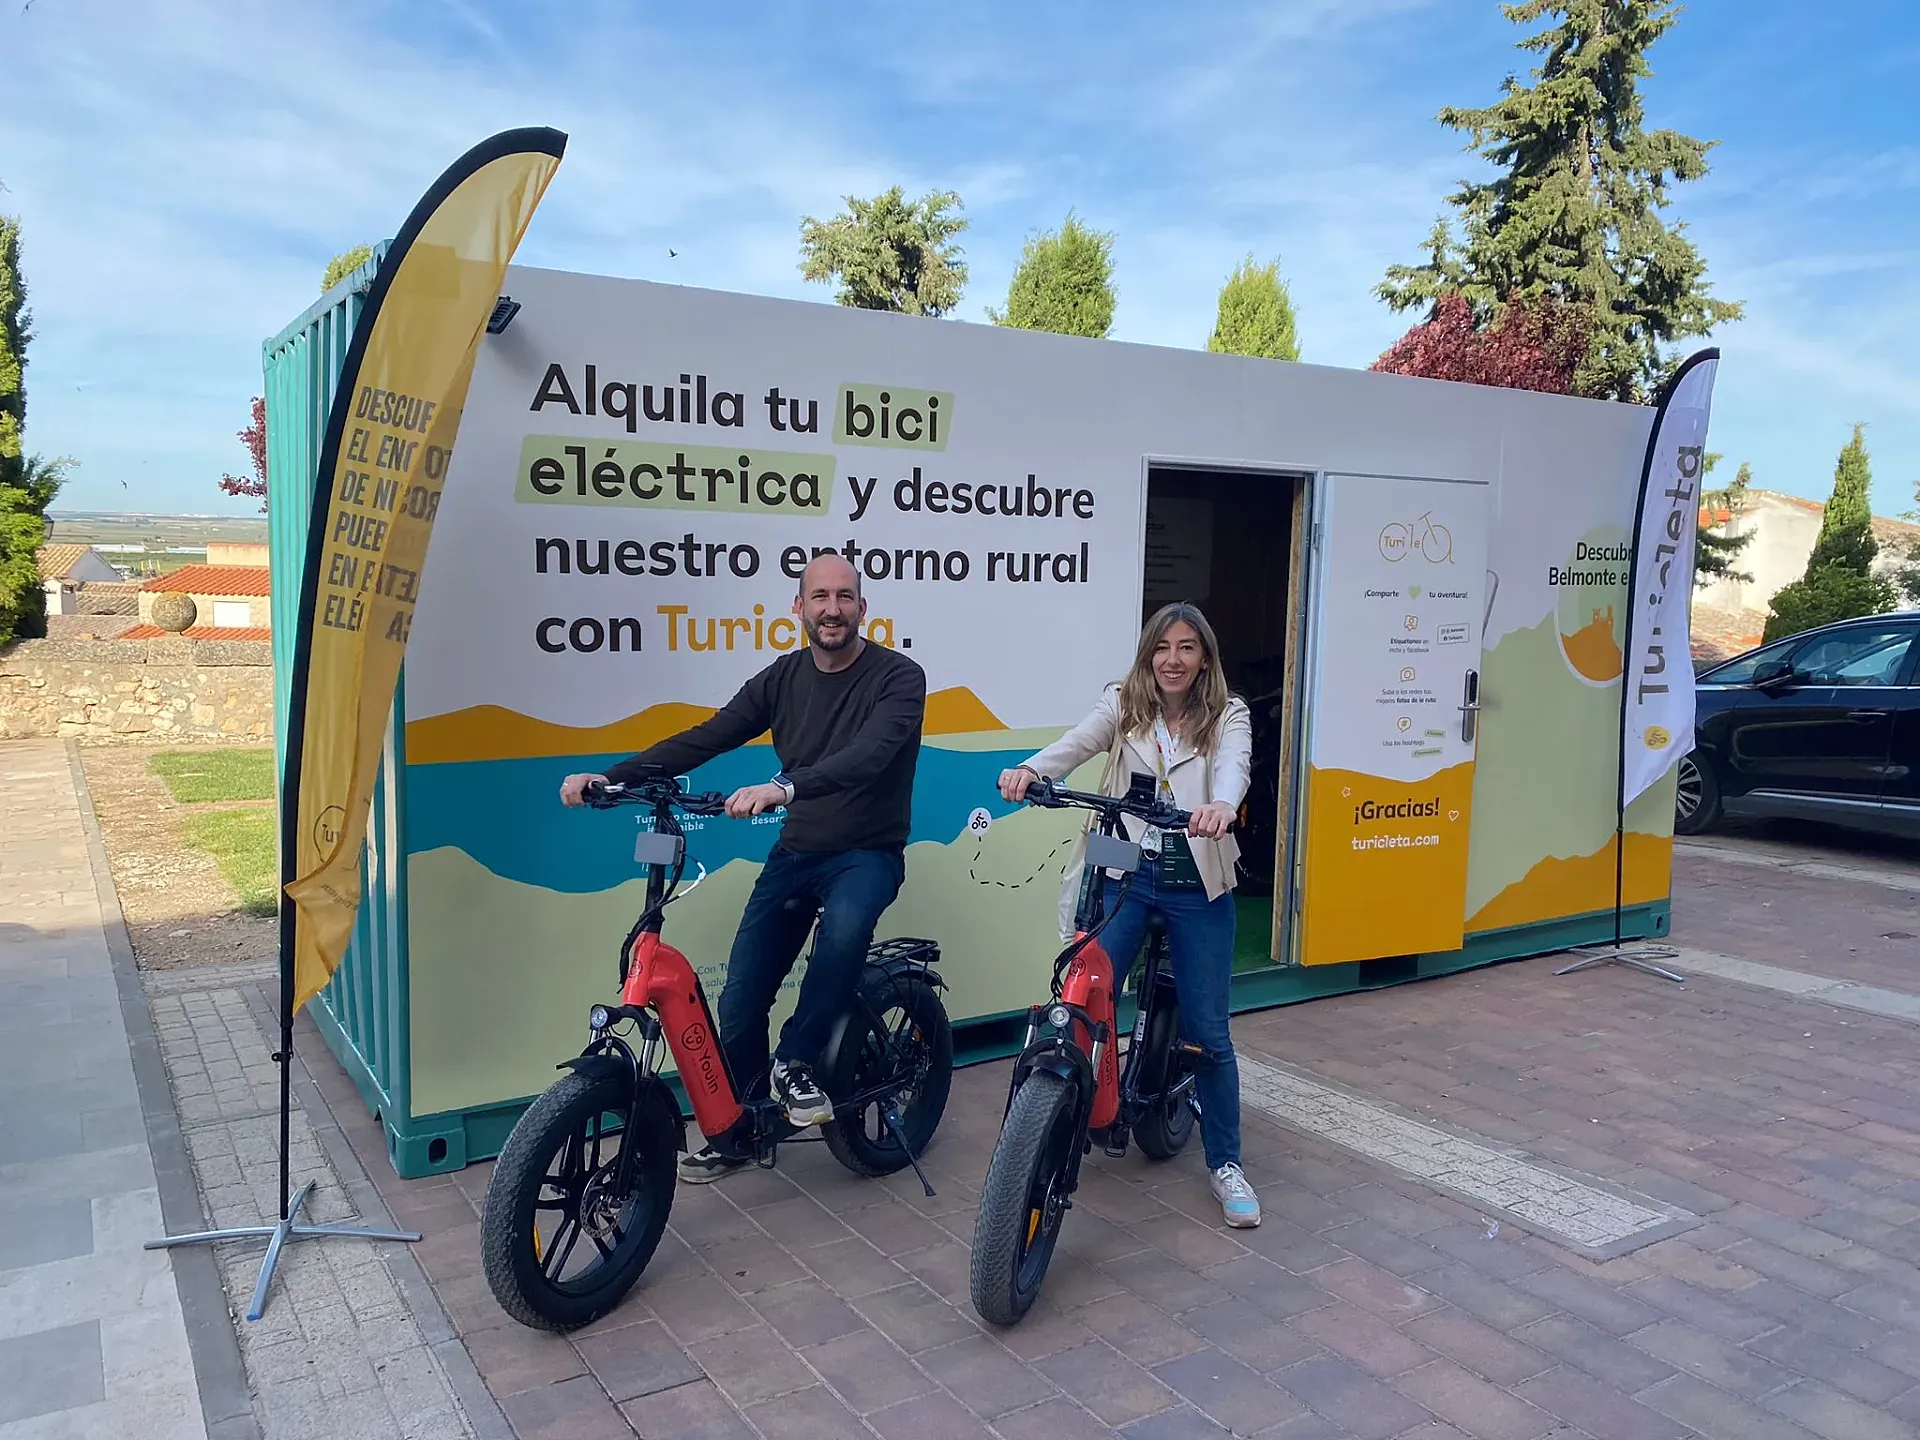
[1789,626,1916,687]
[1702,639,1794,685]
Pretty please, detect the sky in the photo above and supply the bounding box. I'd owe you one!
[4,0,1917,520]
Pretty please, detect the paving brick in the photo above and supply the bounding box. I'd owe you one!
[1738,1277,1889,1349]
[1288,1303,1434,1378]
[987,1395,1122,1440]
[1304,1261,1441,1327]
[800,1327,935,1415]
[1117,1403,1235,1438]
[1508,1365,1691,1440]
[749,1195,856,1250]
[852,1282,980,1354]
[1398,1311,1552,1386]
[1718,1237,1860,1298]
[1763,1378,1919,1440]
[704,1233,810,1296]
[983,1301,1099,1363]
[1636,1374,1823,1440]
[750,1277,868,1349]
[742,1382,871,1440]
[1507,1315,1674,1394]
[1116,1250,1243,1316]
[1073,1291,1209,1367]
[1152,1346,1306,1434]
[1178,1298,1323,1375]
[1416,1265,1556,1333]
[1317,1223,1449,1280]
[1205,1255,1336,1320]
[1746,1326,1915,1406]
[459,1322,587,1396]
[1273,1354,1433,1440]
[642,1272,758,1347]
[1624,1317,1794,1399]
[1390,1360,1556,1440]
[867,1388,1001,1438]
[683,1322,817,1408]
[498,1374,639,1439]
[1035,1341,1182,1428]
[916,1333,1060,1419]
[574,1316,704,1402]
[1233,1216,1352,1274]
[802,1236,912,1298]
[902,1240,982,1305]
[844,1198,957,1257]
[1511,1268,1660,1337]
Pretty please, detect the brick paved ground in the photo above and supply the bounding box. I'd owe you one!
[283,838,1920,1439]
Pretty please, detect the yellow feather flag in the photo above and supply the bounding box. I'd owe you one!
[283,128,565,1014]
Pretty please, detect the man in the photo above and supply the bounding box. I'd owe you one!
[560,554,926,1182]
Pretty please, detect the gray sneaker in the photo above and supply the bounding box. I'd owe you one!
[1211,1163,1262,1228]
[771,1059,833,1127]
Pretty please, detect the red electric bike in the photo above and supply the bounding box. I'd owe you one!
[481,770,953,1331]
[969,773,1207,1325]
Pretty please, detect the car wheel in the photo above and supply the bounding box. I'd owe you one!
[1674,753,1722,836]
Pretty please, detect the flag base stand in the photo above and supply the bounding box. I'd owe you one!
[146,1180,422,1322]
[1554,941,1685,984]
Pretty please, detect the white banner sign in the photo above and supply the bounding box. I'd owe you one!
[1624,351,1719,808]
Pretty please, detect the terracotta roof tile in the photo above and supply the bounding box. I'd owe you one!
[139,564,272,597]
[122,624,272,641]
[36,544,89,579]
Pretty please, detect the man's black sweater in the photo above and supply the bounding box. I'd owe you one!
[605,642,926,852]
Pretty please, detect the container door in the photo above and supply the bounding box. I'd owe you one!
[1296,473,1494,966]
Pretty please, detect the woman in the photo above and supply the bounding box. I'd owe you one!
[999,602,1259,1228]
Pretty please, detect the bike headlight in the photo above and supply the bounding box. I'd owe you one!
[589,1005,612,1030]
[1047,1004,1072,1031]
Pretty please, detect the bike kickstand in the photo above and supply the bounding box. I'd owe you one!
[881,1103,937,1198]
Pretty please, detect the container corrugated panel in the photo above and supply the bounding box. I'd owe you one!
[263,244,419,1174]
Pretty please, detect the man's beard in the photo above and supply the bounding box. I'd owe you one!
[804,614,856,650]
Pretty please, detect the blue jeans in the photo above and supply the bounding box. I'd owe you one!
[717,845,905,1100]
[1095,869,1242,1170]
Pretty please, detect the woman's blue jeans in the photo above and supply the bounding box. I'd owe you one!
[1094,868,1242,1170]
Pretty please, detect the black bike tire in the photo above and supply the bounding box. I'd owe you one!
[1132,996,1197,1161]
[822,974,955,1178]
[480,1070,676,1332]
[969,1071,1076,1326]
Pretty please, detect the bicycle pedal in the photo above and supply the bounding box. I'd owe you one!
[1102,1127,1131,1158]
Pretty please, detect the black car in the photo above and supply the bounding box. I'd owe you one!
[1679,613,1920,838]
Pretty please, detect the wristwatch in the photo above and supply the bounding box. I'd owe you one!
[772,773,795,805]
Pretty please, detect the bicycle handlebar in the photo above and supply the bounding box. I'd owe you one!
[1023,776,1196,833]
[583,776,729,817]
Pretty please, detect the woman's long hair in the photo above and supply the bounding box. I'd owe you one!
[1118,602,1231,755]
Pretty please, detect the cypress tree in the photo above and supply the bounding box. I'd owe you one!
[1763,426,1894,642]
[1208,256,1300,361]
[989,213,1116,339]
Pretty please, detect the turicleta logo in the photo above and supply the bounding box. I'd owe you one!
[1354,795,1442,825]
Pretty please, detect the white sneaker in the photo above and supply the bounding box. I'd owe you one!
[770,1059,834,1127]
[1211,1163,1262,1228]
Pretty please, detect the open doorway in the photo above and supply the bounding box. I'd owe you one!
[1143,465,1309,970]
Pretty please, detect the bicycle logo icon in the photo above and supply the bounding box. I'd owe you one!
[1378,512,1453,564]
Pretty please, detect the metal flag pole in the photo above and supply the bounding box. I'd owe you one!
[1555,348,1722,984]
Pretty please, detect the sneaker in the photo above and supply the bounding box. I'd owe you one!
[770,1059,834,1127]
[677,1144,750,1184]
[1211,1163,1262,1228]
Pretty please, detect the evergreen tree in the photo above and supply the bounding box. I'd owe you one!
[798,187,969,317]
[1695,458,1755,585]
[322,244,375,292]
[1763,426,1893,642]
[1208,255,1299,360]
[989,213,1116,338]
[0,212,66,647]
[1376,1,1740,402]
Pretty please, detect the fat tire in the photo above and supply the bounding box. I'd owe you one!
[822,974,954,1178]
[1674,753,1722,837]
[969,1071,1077,1326]
[1131,996,1196,1161]
[480,1070,675,1332]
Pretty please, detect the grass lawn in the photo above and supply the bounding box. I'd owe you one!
[182,809,279,917]
[148,748,276,803]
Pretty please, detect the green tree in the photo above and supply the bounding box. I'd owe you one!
[1207,255,1299,361]
[1376,1,1740,402]
[1762,425,1893,642]
[1695,457,1755,585]
[322,244,375,293]
[798,187,969,317]
[0,213,68,646]
[989,212,1116,338]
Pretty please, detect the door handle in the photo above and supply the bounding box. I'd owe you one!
[1460,670,1481,744]
[1849,709,1890,721]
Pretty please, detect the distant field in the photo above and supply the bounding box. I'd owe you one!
[46,510,269,550]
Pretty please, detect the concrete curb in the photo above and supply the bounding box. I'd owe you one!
[65,740,263,1440]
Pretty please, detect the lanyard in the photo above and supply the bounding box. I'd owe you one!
[1142,715,1182,854]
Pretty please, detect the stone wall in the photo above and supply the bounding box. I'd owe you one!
[0,637,275,742]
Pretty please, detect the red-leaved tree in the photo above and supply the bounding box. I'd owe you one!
[218,396,268,510]
[1371,293,1596,397]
